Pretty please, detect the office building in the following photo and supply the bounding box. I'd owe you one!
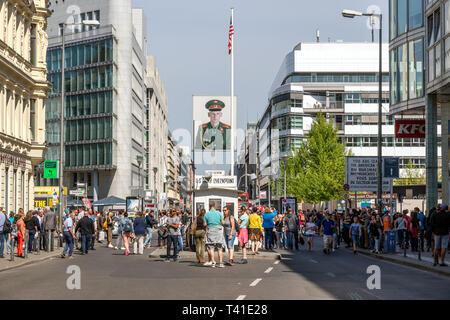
[257,42,438,207]
[390,0,449,208]
[0,0,50,212]
[37,0,148,201]
[145,55,168,209]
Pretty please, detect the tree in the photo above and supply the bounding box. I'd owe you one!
[273,113,347,203]
[393,158,426,185]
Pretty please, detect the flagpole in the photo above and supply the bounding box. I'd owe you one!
[230,7,235,177]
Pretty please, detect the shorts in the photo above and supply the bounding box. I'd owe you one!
[238,228,248,247]
[225,233,237,249]
[323,235,333,246]
[352,234,359,244]
[249,228,262,241]
[206,243,223,251]
[434,234,449,250]
[305,234,314,238]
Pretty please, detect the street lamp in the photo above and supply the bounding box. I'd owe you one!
[59,19,100,235]
[152,167,158,214]
[342,9,383,215]
[238,173,256,190]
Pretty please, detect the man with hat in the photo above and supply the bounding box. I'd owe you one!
[196,99,231,150]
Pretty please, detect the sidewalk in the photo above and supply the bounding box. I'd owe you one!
[0,248,61,273]
[351,246,450,278]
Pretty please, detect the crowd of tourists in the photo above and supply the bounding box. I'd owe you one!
[0,203,448,268]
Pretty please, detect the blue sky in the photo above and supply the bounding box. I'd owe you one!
[132,0,388,147]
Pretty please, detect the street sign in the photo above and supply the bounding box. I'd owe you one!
[82,198,92,209]
[69,189,86,197]
[383,158,400,178]
[343,184,350,191]
[43,161,58,179]
[345,157,392,192]
[343,193,349,200]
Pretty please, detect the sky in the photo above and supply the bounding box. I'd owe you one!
[132,0,388,148]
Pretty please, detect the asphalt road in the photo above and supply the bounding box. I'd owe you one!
[1,237,449,300]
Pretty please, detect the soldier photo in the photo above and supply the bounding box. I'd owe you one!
[195,99,231,150]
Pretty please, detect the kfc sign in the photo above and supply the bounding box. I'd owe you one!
[395,120,426,138]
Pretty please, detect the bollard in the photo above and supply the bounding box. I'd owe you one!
[10,236,15,261]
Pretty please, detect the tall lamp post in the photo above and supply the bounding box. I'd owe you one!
[342,9,383,215]
[152,167,158,217]
[136,155,143,210]
[59,19,100,234]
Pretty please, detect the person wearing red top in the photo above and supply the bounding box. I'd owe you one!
[403,210,411,250]
[16,209,26,258]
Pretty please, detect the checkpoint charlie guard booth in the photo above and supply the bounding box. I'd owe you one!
[193,171,239,217]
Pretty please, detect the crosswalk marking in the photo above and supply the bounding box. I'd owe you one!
[236,295,246,300]
[264,267,273,273]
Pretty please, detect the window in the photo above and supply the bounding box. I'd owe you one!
[30,24,37,66]
[436,42,442,78]
[30,99,36,141]
[344,93,361,103]
[398,43,408,101]
[398,0,408,36]
[446,0,450,34]
[429,45,435,81]
[408,0,423,30]
[409,38,424,99]
[445,37,450,71]
[390,0,398,40]
[390,49,398,105]
[434,9,441,43]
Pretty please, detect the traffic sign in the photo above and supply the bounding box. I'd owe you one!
[343,184,350,191]
[44,161,58,179]
[383,158,400,178]
[343,193,349,200]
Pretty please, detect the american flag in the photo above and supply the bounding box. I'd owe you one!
[228,16,234,54]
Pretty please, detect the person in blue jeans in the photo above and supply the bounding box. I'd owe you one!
[61,211,76,258]
[144,211,156,248]
[165,209,181,262]
[349,216,361,255]
[75,211,95,255]
[262,208,277,250]
[0,209,7,258]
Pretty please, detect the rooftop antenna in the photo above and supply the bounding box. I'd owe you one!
[316,29,320,43]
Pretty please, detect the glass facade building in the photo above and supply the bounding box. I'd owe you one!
[45,36,117,169]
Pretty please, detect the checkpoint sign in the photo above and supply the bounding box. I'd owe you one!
[343,184,350,191]
[44,161,58,179]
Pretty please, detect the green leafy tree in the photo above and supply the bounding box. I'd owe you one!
[393,158,426,185]
[273,113,347,203]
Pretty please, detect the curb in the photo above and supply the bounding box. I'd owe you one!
[0,252,60,273]
[355,249,450,278]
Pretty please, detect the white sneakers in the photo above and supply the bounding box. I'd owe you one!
[114,246,118,250]
[203,261,213,266]
[120,247,125,250]
[108,244,114,248]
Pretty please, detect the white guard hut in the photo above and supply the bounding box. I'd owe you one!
[193,171,240,216]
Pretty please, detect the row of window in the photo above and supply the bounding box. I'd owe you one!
[57,10,101,36]
[390,38,424,104]
[48,65,114,94]
[45,117,114,144]
[344,93,390,104]
[47,38,113,72]
[345,137,425,147]
[46,91,114,120]
[284,73,389,84]
[275,137,303,153]
[271,115,303,131]
[64,143,113,167]
[345,115,395,125]
[271,99,302,113]
[65,117,114,142]
[399,158,426,168]
[390,0,423,40]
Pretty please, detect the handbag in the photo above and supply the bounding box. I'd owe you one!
[99,230,105,241]
[299,234,305,245]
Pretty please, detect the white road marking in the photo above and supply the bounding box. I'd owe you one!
[326,272,335,278]
[309,259,318,264]
[249,278,262,287]
[236,295,246,300]
[264,267,273,273]
[274,260,280,265]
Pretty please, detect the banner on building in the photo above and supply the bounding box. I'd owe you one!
[260,191,267,199]
[395,120,425,138]
[193,96,237,151]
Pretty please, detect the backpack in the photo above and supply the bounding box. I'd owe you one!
[2,213,12,234]
[123,219,133,233]
[234,217,240,233]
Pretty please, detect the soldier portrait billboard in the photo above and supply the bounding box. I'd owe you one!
[193,96,237,151]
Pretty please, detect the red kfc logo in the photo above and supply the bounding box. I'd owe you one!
[395,120,426,138]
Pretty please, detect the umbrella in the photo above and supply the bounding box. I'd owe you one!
[92,195,126,207]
